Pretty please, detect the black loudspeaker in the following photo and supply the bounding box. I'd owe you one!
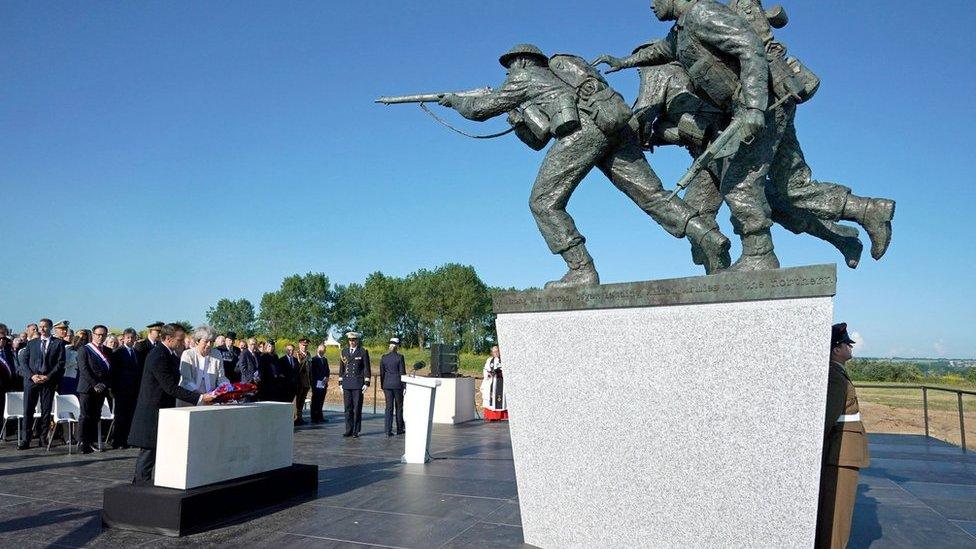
[429,344,459,377]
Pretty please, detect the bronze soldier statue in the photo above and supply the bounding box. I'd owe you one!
[631,61,864,270]
[595,0,895,270]
[433,44,732,287]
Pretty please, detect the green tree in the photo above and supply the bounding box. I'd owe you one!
[206,298,257,337]
[331,282,367,338]
[406,264,493,352]
[173,320,194,333]
[258,273,334,340]
[362,272,417,345]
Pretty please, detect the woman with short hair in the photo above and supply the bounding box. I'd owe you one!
[177,326,228,406]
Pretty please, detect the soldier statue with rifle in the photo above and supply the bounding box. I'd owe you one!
[378,43,732,287]
[594,0,895,270]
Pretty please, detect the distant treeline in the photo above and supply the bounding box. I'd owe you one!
[848,359,976,386]
[204,264,512,353]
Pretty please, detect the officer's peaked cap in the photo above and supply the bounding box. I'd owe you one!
[499,44,549,68]
[831,323,856,347]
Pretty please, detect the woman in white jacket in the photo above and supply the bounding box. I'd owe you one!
[178,325,229,406]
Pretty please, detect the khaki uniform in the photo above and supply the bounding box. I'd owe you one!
[816,361,870,549]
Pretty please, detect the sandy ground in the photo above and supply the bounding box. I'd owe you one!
[860,400,976,448]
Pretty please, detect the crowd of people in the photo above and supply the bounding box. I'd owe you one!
[0,319,413,457]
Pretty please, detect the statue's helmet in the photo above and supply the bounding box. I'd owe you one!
[499,44,549,68]
[651,0,678,21]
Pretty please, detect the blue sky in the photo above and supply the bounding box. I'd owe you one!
[2,1,974,358]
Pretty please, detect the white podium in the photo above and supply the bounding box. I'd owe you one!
[154,402,293,490]
[401,375,441,464]
[432,377,476,424]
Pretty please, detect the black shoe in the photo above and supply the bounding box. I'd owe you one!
[342,432,352,437]
[396,431,405,435]
[387,432,394,437]
[352,433,359,438]
[80,444,94,454]
[295,419,307,426]
[17,442,30,450]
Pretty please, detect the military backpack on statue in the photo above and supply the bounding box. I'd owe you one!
[729,0,820,104]
[549,54,633,136]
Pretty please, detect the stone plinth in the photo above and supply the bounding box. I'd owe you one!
[154,402,294,490]
[493,265,836,549]
[432,377,476,424]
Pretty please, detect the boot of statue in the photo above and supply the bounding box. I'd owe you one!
[685,216,732,274]
[545,243,600,289]
[808,220,863,269]
[842,195,895,260]
[727,230,780,272]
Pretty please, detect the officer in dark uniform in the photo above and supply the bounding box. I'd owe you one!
[340,332,371,437]
[379,337,407,436]
[133,322,164,371]
[438,43,731,284]
[816,323,870,549]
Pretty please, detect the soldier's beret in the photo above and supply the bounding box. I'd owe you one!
[146,321,164,329]
[345,331,361,340]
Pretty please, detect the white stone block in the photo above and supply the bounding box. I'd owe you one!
[432,377,476,424]
[154,402,294,490]
[494,266,836,549]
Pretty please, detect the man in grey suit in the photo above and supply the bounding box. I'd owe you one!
[18,318,66,450]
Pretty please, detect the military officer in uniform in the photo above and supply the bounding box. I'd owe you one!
[816,323,870,549]
[438,43,732,285]
[294,337,312,425]
[134,322,164,370]
[340,332,371,437]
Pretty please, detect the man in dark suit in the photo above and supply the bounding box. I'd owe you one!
[278,344,300,408]
[128,323,215,484]
[110,328,141,449]
[133,322,163,371]
[18,318,66,450]
[217,331,241,384]
[294,338,312,425]
[236,337,259,384]
[379,337,407,436]
[310,344,330,423]
[256,340,280,401]
[0,324,17,424]
[340,332,370,438]
[77,325,113,454]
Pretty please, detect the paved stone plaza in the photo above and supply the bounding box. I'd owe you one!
[0,415,974,548]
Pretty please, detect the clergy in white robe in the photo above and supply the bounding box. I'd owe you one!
[481,345,506,412]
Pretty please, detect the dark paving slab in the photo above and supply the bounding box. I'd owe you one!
[849,434,976,548]
[3,416,976,548]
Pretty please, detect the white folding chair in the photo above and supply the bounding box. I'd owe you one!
[0,392,25,446]
[98,399,115,450]
[47,394,80,454]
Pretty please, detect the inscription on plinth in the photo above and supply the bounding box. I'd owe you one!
[492,264,836,314]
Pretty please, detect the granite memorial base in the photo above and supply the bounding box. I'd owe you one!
[102,463,318,536]
[493,265,837,549]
